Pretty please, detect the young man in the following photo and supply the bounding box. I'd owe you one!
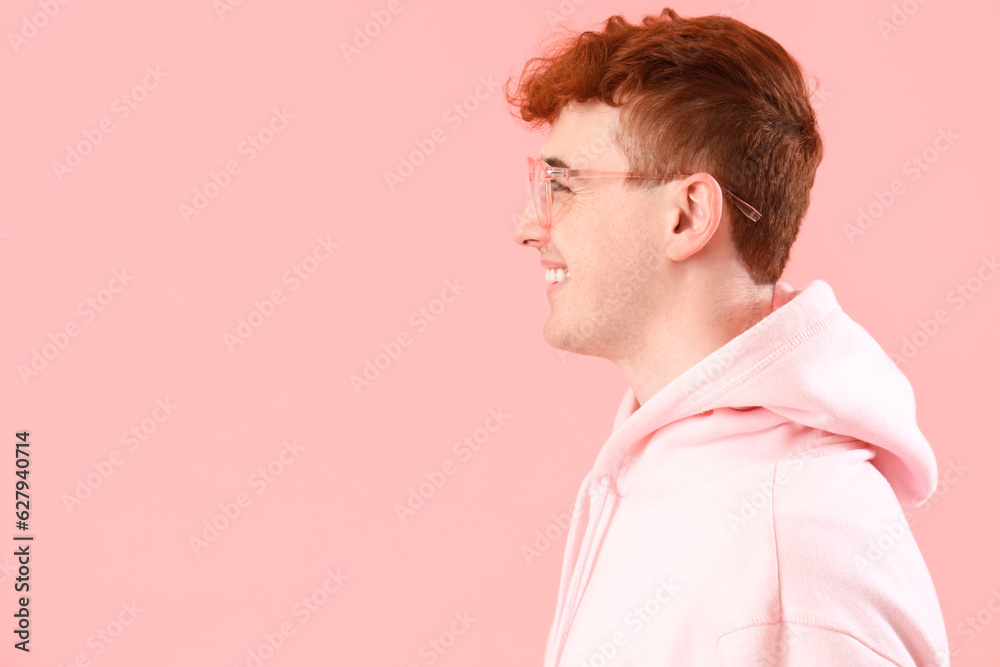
[507,8,950,666]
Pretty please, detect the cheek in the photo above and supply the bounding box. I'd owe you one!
[560,196,654,285]
[601,213,652,270]
[595,235,661,297]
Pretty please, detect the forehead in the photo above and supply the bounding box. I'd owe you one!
[541,101,625,169]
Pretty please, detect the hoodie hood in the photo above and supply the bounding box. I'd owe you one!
[591,278,937,508]
[544,278,941,666]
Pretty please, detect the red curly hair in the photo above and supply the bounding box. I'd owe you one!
[505,7,824,285]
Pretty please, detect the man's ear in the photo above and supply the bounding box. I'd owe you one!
[662,173,725,263]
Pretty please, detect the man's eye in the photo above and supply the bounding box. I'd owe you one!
[551,179,571,193]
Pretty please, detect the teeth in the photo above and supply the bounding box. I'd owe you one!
[545,268,571,283]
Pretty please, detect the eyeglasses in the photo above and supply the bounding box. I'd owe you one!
[525,155,762,228]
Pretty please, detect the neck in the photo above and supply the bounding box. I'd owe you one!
[615,278,776,406]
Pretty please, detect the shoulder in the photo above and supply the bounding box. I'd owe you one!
[756,446,949,666]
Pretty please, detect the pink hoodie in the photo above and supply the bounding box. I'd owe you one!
[543,279,950,666]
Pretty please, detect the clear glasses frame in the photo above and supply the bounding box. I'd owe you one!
[526,155,762,228]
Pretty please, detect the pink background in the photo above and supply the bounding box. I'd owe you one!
[1,0,997,664]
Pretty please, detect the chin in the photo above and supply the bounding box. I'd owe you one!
[543,316,590,356]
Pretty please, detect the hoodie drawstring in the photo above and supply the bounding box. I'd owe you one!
[548,474,613,667]
[544,477,590,665]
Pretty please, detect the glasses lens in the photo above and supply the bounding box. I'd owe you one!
[529,158,551,228]
[537,181,551,229]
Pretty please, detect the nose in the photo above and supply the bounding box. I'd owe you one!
[512,197,549,248]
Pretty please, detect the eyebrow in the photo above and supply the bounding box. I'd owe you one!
[539,155,571,169]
